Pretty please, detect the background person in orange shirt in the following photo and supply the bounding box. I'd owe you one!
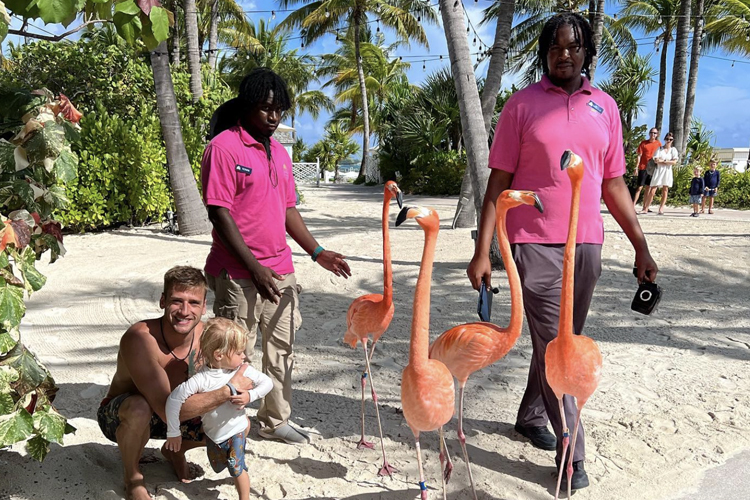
[633,128,661,210]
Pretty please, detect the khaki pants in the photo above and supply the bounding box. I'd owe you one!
[207,270,302,430]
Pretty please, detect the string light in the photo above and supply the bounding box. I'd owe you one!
[423,60,426,71]
[271,10,276,20]
[732,60,735,67]
[657,16,662,24]
[325,9,330,18]
[453,0,459,12]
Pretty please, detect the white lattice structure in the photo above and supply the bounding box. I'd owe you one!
[365,152,382,184]
[292,159,321,186]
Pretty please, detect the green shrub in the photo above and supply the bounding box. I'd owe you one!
[400,150,466,196]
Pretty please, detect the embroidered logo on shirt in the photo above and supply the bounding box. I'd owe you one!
[587,100,604,114]
[283,163,288,171]
[235,165,253,175]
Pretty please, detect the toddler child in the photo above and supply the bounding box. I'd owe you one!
[166,317,272,500]
[689,168,704,217]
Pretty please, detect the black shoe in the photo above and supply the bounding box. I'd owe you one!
[558,461,589,491]
[514,423,557,451]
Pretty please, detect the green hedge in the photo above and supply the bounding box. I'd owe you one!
[400,150,467,196]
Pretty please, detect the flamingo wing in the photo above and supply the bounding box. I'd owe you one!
[343,294,391,348]
[429,322,511,382]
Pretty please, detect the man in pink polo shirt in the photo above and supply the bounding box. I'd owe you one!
[467,13,658,491]
[201,68,351,445]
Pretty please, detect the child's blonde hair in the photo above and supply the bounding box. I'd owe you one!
[200,317,248,367]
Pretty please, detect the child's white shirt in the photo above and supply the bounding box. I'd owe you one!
[166,364,272,444]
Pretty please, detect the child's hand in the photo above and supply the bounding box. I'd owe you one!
[230,390,250,409]
[229,364,255,392]
[165,436,182,452]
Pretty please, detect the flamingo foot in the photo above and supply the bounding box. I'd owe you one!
[377,461,397,478]
[357,438,375,449]
[441,457,453,484]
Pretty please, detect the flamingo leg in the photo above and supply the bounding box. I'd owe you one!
[356,340,374,450]
[554,397,570,500]
[415,433,428,500]
[456,385,477,499]
[439,425,453,484]
[565,406,584,500]
[362,339,397,477]
[439,427,447,500]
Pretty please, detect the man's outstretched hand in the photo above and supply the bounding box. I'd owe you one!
[316,250,351,279]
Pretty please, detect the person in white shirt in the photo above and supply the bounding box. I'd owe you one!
[641,132,679,215]
[165,318,272,500]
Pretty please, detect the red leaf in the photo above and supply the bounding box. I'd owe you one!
[9,220,31,249]
[58,94,82,124]
[25,393,39,415]
[137,0,161,16]
[42,222,63,243]
[30,212,41,226]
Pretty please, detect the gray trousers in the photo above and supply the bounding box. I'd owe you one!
[513,243,602,464]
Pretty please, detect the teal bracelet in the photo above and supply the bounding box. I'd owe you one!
[311,245,325,262]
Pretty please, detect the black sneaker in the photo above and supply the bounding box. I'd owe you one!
[558,460,589,491]
[514,423,557,451]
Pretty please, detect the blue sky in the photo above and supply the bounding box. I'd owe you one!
[5,0,749,149]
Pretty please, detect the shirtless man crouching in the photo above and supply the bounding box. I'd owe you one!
[97,266,254,500]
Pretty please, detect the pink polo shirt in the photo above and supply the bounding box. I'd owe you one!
[201,125,297,279]
[488,75,625,245]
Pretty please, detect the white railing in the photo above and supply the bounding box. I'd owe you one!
[292,158,321,187]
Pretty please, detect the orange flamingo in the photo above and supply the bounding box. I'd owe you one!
[396,206,455,500]
[428,190,544,498]
[545,151,603,500]
[343,180,402,477]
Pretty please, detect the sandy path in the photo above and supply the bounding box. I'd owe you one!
[3,184,749,500]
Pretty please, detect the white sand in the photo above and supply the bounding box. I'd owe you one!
[3,184,750,500]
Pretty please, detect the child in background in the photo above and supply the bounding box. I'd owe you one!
[701,160,721,214]
[165,318,272,500]
[689,168,704,217]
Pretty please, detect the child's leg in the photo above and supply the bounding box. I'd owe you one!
[234,470,250,500]
[700,195,706,213]
[709,195,715,212]
[692,203,698,214]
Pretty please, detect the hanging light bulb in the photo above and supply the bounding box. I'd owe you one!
[467,25,470,33]
[423,60,426,71]
[418,15,421,22]
[746,33,750,42]
[453,0,459,11]
[271,10,276,20]
[613,13,618,20]
[732,60,735,67]
[399,56,403,61]
[658,15,662,25]
[473,37,477,46]
[440,54,443,60]
[521,8,526,14]
[325,9,330,18]
[377,19,380,33]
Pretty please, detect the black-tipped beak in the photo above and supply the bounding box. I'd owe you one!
[396,191,403,209]
[532,193,544,213]
[396,206,411,227]
[560,150,572,170]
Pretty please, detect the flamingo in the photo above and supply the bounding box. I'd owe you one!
[545,151,603,500]
[428,190,544,498]
[396,206,455,500]
[343,180,402,477]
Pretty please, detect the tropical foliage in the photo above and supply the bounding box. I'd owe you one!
[0,89,77,461]
[303,123,359,182]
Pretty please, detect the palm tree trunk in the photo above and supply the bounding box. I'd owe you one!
[480,0,515,134]
[669,0,692,149]
[655,36,669,132]
[183,0,203,102]
[439,0,490,227]
[354,13,370,182]
[150,42,212,236]
[171,5,181,66]
[682,0,705,155]
[589,0,605,81]
[207,0,219,70]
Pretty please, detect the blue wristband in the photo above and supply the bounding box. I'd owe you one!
[311,245,325,262]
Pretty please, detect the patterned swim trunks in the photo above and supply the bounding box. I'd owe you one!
[207,427,248,477]
[98,393,204,443]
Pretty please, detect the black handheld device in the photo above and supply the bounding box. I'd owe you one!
[477,279,500,322]
[631,281,662,315]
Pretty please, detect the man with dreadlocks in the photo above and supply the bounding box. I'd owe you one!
[201,67,351,445]
[467,13,658,491]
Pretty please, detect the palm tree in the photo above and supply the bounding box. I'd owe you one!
[480,0,516,133]
[589,0,606,79]
[617,0,680,133]
[150,42,212,235]
[704,0,750,58]
[505,1,635,87]
[680,0,706,154]
[668,0,692,151]
[306,123,360,181]
[184,0,203,101]
[280,0,437,182]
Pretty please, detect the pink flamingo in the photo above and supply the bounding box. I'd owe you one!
[397,206,455,500]
[429,190,543,498]
[546,151,603,500]
[343,181,402,477]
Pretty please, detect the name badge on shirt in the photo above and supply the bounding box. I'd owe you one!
[587,100,604,114]
[235,164,253,175]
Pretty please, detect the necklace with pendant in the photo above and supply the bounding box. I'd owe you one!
[160,317,194,377]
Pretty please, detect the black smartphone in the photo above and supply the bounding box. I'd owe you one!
[631,281,662,315]
[477,279,500,322]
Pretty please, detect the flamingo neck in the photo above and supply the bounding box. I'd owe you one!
[409,224,438,367]
[497,205,523,337]
[558,178,582,339]
[382,193,393,305]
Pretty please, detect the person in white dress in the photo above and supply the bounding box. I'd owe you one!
[165,318,272,500]
[641,132,679,215]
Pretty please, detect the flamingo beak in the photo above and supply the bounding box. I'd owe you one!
[531,192,544,213]
[396,191,403,209]
[396,206,411,226]
[560,150,572,170]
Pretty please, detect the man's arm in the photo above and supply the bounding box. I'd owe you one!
[286,207,351,278]
[207,205,282,302]
[466,169,514,290]
[601,176,658,283]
